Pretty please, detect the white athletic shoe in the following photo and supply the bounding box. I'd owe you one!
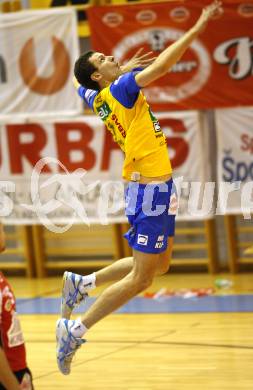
[61,271,89,319]
[56,318,85,375]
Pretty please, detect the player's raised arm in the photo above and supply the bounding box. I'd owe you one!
[135,0,223,88]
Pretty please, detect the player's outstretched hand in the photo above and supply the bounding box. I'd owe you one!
[120,48,157,73]
[194,1,223,34]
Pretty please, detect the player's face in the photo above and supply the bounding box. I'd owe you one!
[89,52,121,84]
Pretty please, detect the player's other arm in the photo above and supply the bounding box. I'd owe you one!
[120,48,156,73]
[135,1,223,87]
[73,77,97,111]
[73,76,81,90]
[0,347,21,390]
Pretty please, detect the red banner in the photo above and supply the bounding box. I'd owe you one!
[87,1,253,111]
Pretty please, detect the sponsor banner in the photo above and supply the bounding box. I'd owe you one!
[216,106,253,215]
[0,8,82,116]
[0,111,211,226]
[87,1,253,111]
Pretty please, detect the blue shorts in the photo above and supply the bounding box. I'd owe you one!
[124,178,177,254]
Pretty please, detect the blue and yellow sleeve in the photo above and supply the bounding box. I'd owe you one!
[110,71,141,108]
[78,86,98,111]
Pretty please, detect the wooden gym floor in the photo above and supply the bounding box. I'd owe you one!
[9,273,253,390]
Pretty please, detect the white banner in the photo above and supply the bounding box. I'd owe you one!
[216,107,253,216]
[0,111,211,227]
[0,9,82,116]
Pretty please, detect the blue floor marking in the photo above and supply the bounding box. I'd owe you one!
[16,295,253,314]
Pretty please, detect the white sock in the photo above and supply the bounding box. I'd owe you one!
[79,272,96,293]
[71,319,88,338]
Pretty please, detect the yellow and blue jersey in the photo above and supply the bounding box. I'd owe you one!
[78,70,172,181]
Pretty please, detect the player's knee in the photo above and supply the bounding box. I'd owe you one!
[133,274,154,293]
[157,259,170,275]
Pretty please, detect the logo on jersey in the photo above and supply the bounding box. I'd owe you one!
[149,108,162,134]
[137,234,149,245]
[7,311,25,348]
[111,113,126,137]
[97,101,112,121]
[155,235,164,248]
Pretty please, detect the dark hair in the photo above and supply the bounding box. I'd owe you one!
[74,51,100,91]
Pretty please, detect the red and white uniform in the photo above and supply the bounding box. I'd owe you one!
[0,271,27,372]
